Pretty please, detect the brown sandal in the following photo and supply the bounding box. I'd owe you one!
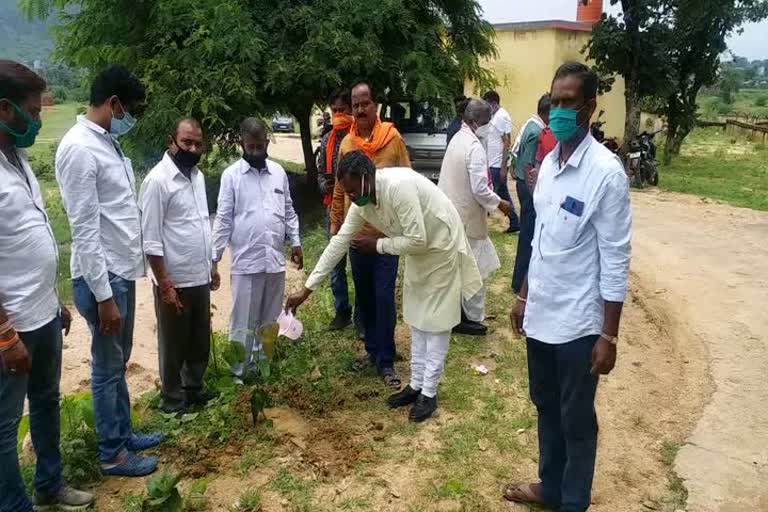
[502,481,546,505]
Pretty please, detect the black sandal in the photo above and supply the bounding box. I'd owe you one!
[381,369,402,389]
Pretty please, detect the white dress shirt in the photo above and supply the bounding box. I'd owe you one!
[0,148,60,332]
[56,116,144,302]
[139,152,212,288]
[524,134,632,344]
[211,159,300,275]
[306,168,482,332]
[485,107,513,168]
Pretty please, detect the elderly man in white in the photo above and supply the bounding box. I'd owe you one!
[139,118,218,414]
[438,98,513,336]
[212,117,303,378]
[286,150,482,423]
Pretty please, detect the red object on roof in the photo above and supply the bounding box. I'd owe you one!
[577,0,603,25]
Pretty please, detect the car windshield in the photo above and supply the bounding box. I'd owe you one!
[381,102,448,134]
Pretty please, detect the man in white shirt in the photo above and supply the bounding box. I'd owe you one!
[505,62,632,512]
[438,98,512,336]
[482,90,520,234]
[56,65,160,477]
[286,151,483,423]
[212,118,302,377]
[0,59,94,512]
[139,118,217,414]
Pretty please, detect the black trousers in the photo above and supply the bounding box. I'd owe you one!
[512,178,536,293]
[527,336,599,512]
[153,284,211,409]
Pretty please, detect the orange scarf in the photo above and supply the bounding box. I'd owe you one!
[325,113,354,174]
[347,115,398,161]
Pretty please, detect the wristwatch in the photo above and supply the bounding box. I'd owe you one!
[601,333,618,345]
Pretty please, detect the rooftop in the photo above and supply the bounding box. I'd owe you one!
[493,20,594,33]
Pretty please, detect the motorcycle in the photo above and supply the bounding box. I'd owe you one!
[590,110,619,154]
[626,129,661,188]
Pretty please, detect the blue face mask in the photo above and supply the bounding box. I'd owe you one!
[549,105,586,143]
[109,101,137,137]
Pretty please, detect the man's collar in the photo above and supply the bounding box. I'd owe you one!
[77,115,109,136]
[554,133,593,177]
[162,151,197,179]
[240,158,270,174]
[530,115,545,129]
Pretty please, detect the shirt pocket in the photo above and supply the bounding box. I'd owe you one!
[545,204,581,248]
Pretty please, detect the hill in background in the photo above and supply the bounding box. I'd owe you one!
[0,0,55,63]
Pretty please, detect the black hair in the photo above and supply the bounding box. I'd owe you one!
[552,62,598,101]
[240,117,268,138]
[0,60,47,103]
[337,150,375,180]
[455,96,470,116]
[90,64,146,109]
[482,90,500,104]
[173,117,202,137]
[537,93,552,116]
[350,81,376,102]
[328,88,351,107]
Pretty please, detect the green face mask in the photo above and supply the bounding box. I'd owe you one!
[0,100,42,149]
[353,174,371,207]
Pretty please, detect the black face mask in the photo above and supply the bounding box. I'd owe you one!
[243,150,268,169]
[171,138,202,170]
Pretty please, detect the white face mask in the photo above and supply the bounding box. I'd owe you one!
[474,123,491,139]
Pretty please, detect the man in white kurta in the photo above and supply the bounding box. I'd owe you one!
[211,118,302,378]
[286,150,482,422]
[438,98,512,335]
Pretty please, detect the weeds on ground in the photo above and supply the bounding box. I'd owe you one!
[233,489,262,511]
[269,467,315,512]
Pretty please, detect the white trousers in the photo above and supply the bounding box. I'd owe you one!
[229,272,285,375]
[462,282,487,322]
[409,327,451,398]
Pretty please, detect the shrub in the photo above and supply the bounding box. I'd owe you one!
[755,96,768,107]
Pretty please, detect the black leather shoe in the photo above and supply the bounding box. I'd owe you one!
[452,321,488,336]
[409,394,438,423]
[185,389,217,408]
[328,312,352,331]
[387,385,421,409]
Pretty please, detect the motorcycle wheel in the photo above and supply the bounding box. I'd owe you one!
[650,163,659,186]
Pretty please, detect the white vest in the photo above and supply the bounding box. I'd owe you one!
[438,126,489,240]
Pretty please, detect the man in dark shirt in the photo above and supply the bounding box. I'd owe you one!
[446,95,469,147]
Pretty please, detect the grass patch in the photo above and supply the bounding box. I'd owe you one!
[235,489,263,511]
[661,127,768,211]
[269,467,315,512]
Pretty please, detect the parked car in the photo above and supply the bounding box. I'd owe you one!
[272,114,295,133]
[380,100,447,181]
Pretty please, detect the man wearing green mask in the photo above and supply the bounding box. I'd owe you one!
[505,62,632,512]
[0,59,94,512]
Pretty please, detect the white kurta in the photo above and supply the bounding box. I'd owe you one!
[305,168,482,332]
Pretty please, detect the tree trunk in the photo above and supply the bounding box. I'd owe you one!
[663,127,676,165]
[295,107,318,186]
[621,72,642,158]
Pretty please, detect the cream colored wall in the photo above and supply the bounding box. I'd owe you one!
[470,27,627,140]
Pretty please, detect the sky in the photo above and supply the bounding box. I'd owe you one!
[478,0,768,61]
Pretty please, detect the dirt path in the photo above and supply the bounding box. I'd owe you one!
[630,190,768,512]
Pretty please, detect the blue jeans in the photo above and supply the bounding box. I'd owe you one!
[325,210,352,318]
[0,317,63,512]
[490,167,521,230]
[72,273,135,463]
[348,249,398,371]
[527,336,599,512]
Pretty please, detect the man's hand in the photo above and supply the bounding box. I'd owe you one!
[210,270,221,291]
[498,200,513,217]
[291,247,304,270]
[510,298,526,336]
[160,280,184,315]
[590,337,617,375]
[285,287,312,313]
[526,165,540,191]
[98,299,122,336]
[351,236,378,255]
[61,305,72,336]
[0,339,31,376]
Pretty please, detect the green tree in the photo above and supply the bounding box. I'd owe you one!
[23,0,497,184]
[661,0,768,163]
[586,0,675,155]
